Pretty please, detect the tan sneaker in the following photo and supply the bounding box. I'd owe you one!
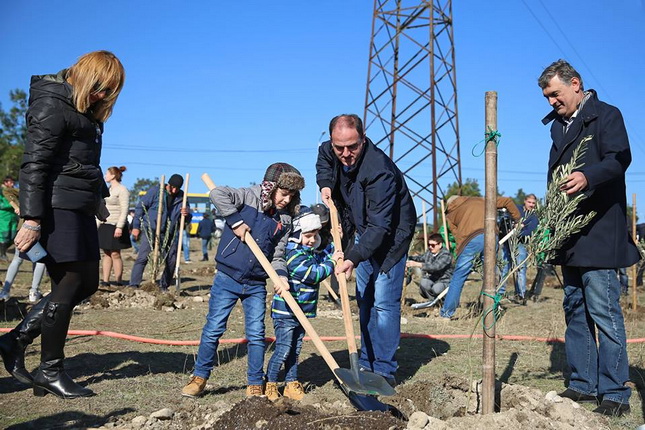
[246,384,264,397]
[182,375,207,398]
[265,382,280,401]
[284,381,305,400]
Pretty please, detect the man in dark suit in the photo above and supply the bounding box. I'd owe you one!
[538,59,640,416]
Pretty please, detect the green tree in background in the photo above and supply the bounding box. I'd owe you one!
[444,178,482,199]
[0,89,28,180]
[130,177,159,207]
[512,188,527,206]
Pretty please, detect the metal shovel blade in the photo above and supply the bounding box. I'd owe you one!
[334,367,396,397]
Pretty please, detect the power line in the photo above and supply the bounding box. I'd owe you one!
[103,145,314,154]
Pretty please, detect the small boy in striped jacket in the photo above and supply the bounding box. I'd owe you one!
[265,210,342,401]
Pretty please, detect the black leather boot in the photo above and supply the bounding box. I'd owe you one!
[201,253,208,261]
[0,295,50,384]
[32,302,94,399]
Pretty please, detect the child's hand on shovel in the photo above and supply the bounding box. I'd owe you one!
[274,276,290,295]
[233,223,251,242]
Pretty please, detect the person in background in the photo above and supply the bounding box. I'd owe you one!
[196,211,215,261]
[182,216,192,264]
[129,174,190,291]
[127,208,139,254]
[0,50,125,398]
[537,59,640,416]
[0,176,19,262]
[97,166,131,286]
[406,233,453,304]
[502,193,538,303]
[439,195,521,320]
[0,254,47,303]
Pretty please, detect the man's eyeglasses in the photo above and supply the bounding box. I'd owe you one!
[331,139,363,153]
[428,242,441,248]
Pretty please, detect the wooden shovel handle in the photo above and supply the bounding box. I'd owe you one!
[244,232,340,372]
[324,198,359,355]
[200,173,341,372]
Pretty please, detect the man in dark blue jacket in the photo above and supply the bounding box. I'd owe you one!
[129,174,190,291]
[316,114,416,386]
[538,60,640,416]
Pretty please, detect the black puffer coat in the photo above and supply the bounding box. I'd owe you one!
[19,70,108,219]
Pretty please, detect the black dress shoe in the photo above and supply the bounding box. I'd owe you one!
[593,399,630,417]
[559,388,600,404]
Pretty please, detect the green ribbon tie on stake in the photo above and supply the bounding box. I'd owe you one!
[480,291,504,331]
[471,127,502,157]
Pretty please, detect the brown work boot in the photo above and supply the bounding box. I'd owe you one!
[284,381,305,400]
[246,384,264,397]
[182,375,207,398]
[265,382,280,401]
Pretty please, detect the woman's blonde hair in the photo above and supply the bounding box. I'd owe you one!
[66,50,125,122]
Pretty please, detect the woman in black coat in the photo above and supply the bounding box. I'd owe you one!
[0,51,125,398]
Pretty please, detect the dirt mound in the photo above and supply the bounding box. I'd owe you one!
[389,375,609,429]
[81,287,200,311]
[97,376,610,430]
[216,396,402,430]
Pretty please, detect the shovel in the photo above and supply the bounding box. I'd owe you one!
[325,198,396,397]
[174,173,190,294]
[200,174,398,413]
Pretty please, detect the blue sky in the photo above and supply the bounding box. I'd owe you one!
[1,1,644,218]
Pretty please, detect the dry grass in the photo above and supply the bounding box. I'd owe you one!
[1,246,644,429]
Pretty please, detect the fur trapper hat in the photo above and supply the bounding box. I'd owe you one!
[263,163,305,192]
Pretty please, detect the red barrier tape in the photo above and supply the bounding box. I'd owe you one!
[2,327,645,345]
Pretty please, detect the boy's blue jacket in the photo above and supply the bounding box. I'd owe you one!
[211,184,292,285]
[271,241,335,319]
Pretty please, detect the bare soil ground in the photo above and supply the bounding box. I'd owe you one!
[2,240,645,429]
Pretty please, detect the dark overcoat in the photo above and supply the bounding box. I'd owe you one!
[316,138,417,273]
[543,90,640,268]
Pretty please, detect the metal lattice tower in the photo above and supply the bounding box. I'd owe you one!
[364,0,461,228]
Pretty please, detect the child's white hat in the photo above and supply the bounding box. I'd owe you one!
[290,212,322,243]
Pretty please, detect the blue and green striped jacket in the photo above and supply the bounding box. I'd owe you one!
[271,241,335,319]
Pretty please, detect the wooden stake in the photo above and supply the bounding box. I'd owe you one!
[632,194,637,311]
[422,199,428,252]
[151,175,165,281]
[441,199,450,252]
[482,91,498,415]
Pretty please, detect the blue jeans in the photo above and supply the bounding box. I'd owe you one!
[130,233,178,289]
[441,233,484,318]
[355,254,406,379]
[500,241,528,297]
[266,318,305,383]
[182,232,191,262]
[201,238,209,256]
[562,266,631,403]
[193,271,267,384]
